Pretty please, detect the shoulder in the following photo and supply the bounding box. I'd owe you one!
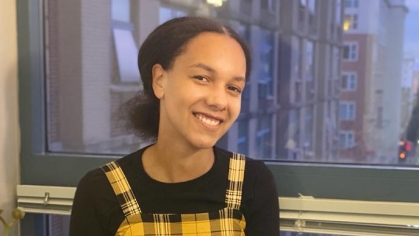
[243,157,276,194]
[76,167,108,194]
[75,148,145,206]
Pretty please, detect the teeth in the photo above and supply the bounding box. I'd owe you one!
[195,113,220,126]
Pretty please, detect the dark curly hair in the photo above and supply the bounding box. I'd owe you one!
[125,16,252,141]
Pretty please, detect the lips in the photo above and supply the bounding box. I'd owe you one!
[193,113,223,127]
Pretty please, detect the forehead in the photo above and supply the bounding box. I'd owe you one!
[172,32,246,75]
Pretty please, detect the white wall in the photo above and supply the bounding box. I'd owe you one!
[0,0,20,235]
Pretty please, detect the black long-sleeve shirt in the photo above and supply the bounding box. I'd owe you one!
[69,146,279,235]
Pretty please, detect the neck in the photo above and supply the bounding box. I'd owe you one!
[142,139,215,183]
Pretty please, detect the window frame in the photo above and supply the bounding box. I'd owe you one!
[340,101,356,120]
[339,130,355,149]
[343,42,359,61]
[17,0,419,234]
[351,14,358,29]
[341,72,357,91]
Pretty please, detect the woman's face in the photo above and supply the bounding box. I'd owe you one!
[152,32,246,150]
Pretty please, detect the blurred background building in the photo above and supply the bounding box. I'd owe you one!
[44,0,409,165]
[339,0,408,162]
[45,0,344,162]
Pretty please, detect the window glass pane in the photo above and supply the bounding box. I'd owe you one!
[111,0,130,22]
[112,29,139,83]
[44,0,419,166]
[308,0,316,14]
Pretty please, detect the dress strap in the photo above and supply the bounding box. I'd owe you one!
[101,161,142,217]
[225,152,246,210]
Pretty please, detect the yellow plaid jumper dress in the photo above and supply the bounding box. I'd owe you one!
[101,153,247,236]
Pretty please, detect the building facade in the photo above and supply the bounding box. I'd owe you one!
[340,0,408,162]
[45,0,344,162]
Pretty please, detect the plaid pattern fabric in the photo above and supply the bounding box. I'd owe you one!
[101,162,142,217]
[226,153,246,210]
[102,153,246,236]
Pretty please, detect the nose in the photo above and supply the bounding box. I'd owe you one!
[206,86,228,111]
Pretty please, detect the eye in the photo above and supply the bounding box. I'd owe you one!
[228,85,242,94]
[192,75,209,82]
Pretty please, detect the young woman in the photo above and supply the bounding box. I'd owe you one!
[70,16,279,236]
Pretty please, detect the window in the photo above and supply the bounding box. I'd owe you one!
[258,29,274,99]
[341,72,357,90]
[257,116,272,159]
[261,0,275,12]
[111,0,139,83]
[340,102,356,120]
[291,36,301,81]
[339,130,355,148]
[305,40,315,100]
[343,14,358,30]
[16,0,419,235]
[308,0,316,14]
[345,0,359,8]
[112,29,140,83]
[303,106,314,155]
[237,120,249,155]
[305,40,314,81]
[343,42,358,61]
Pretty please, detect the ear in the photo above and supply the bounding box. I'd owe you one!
[151,64,167,99]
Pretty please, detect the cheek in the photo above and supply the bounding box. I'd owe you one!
[229,99,242,119]
[165,84,196,111]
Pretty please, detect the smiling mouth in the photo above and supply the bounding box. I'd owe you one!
[193,113,222,126]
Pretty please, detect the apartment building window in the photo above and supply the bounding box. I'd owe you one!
[340,102,356,120]
[341,72,357,91]
[257,116,272,159]
[308,0,316,13]
[305,40,315,100]
[291,37,303,102]
[343,14,358,30]
[345,0,359,8]
[299,0,307,29]
[112,0,139,83]
[238,120,249,155]
[340,131,355,148]
[261,0,275,12]
[304,106,314,152]
[287,109,299,142]
[305,40,314,81]
[258,29,274,99]
[343,42,358,61]
[291,37,301,81]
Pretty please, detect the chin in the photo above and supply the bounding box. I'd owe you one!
[188,139,218,150]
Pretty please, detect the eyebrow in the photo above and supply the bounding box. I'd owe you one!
[189,63,246,82]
